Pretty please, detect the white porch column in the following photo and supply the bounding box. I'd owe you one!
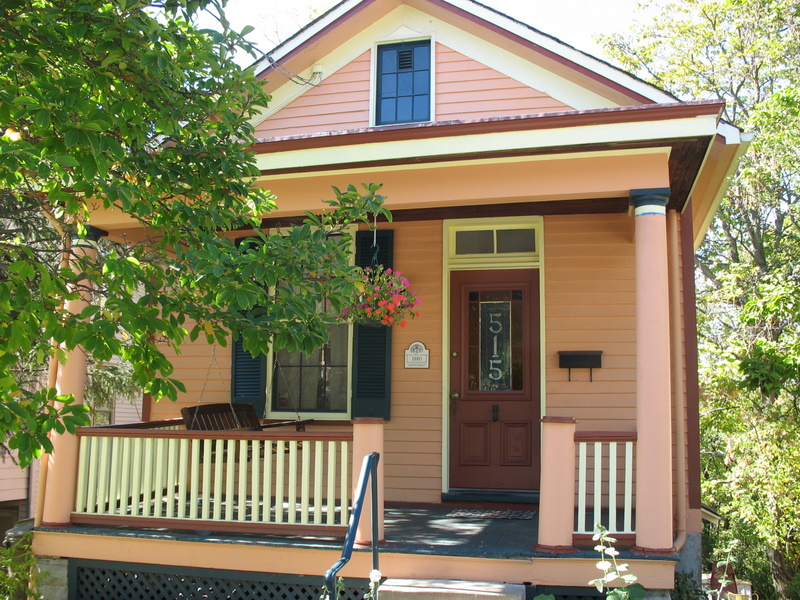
[535,416,578,553]
[40,227,105,527]
[631,189,674,553]
[352,417,385,545]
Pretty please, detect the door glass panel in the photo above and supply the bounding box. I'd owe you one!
[480,301,512,390]
[466,288,524,392]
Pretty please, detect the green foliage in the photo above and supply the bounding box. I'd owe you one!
[671,572,705,600]
[0,0,389,467]
[588,526,646,600]
[0,532,42,599]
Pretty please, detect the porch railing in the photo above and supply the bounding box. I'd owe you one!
[72,424,352,535]
[574,432,636,535]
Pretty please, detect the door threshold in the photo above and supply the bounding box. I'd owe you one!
[442,489,539,504]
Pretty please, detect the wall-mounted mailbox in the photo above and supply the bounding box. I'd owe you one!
[558,351,603,381]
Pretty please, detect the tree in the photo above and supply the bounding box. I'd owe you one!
[601,1,800,597]
[0,0,389,467]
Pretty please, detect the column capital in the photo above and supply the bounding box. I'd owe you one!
[630,188,670,216]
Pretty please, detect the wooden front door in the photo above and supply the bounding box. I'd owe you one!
[449,269,540,490]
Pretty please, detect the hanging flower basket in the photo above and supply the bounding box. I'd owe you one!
[343,265,420,327]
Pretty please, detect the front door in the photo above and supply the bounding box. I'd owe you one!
[449,269,540,490]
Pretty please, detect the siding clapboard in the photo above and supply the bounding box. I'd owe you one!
[543,213,637,431]
[383,221,443,503]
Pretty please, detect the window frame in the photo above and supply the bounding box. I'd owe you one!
[371,37,435,127]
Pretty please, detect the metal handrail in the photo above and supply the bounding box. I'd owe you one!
[323,452,380,599]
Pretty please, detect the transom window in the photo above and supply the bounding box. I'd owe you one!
[375,40,431,126]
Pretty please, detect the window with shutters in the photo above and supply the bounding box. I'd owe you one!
[232,229,394,421]
[375,40,431,126]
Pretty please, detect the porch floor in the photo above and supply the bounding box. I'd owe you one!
[49,506,606,560]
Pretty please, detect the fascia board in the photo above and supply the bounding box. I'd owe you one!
[443,0,677,104]
[692,126,753,249]
[255,114,721,172]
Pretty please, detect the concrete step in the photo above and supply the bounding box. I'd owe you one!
[379,579,526,600]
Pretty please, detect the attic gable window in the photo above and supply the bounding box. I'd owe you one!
[376,40,431,126]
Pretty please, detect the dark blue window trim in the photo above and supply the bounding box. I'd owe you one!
[375,40,431,126]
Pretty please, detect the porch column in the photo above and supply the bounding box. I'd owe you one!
[40,227,105,527]
[535,417,578,553]
[631,189,674,552]
[352,417,385,545]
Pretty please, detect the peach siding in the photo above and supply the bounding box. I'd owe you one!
[255,44,572,139]
[435,44,573,120]
[150,340,233,421]
[383,221,444,503]
[255,51,372,138]
[543,213,637,431]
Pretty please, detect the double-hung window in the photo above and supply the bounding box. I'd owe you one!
[375,40,431,126]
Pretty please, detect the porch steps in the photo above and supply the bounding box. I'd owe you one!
[379,579,526,600]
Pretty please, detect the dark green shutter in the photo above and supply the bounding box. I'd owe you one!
[231,337,267,417]
[231,236,267,417]
[352,230,393,420]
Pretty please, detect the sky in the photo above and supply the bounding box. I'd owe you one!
[210,0,648,62]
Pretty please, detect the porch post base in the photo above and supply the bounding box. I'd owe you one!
[533,543,579,554]
[631,545,677,557]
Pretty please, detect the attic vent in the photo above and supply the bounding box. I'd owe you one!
[398,49,413,70]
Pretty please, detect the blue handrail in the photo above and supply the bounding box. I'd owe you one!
[323,452,380,600]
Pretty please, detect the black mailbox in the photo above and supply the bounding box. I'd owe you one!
[558,351,602,381]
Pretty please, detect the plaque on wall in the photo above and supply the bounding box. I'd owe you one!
[404,341,430,369]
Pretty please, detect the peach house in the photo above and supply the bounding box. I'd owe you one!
[32,0,750,598]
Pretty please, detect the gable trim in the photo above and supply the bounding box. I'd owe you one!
[433,0,674,104]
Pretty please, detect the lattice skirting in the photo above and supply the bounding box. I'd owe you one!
[69,559,368,600]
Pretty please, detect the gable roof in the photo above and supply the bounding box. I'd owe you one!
[252,0,678,108]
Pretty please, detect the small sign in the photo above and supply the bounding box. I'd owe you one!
[404,341,430,369]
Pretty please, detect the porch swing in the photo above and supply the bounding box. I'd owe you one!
[180,343,313,432]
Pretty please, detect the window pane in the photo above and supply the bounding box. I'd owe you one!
[381,73,397,95]
[396,96,413,122]
[497,229,535,253]
[397,71,413,95]
[273,365,300,411]
[326,367,348,411]
[414,44,430,68]
[456,230,493,254]
[414,69,429,94]
[381,48,397,73]
[328,323,349,363]
[379,98,396,123]
[413,94,429,121]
